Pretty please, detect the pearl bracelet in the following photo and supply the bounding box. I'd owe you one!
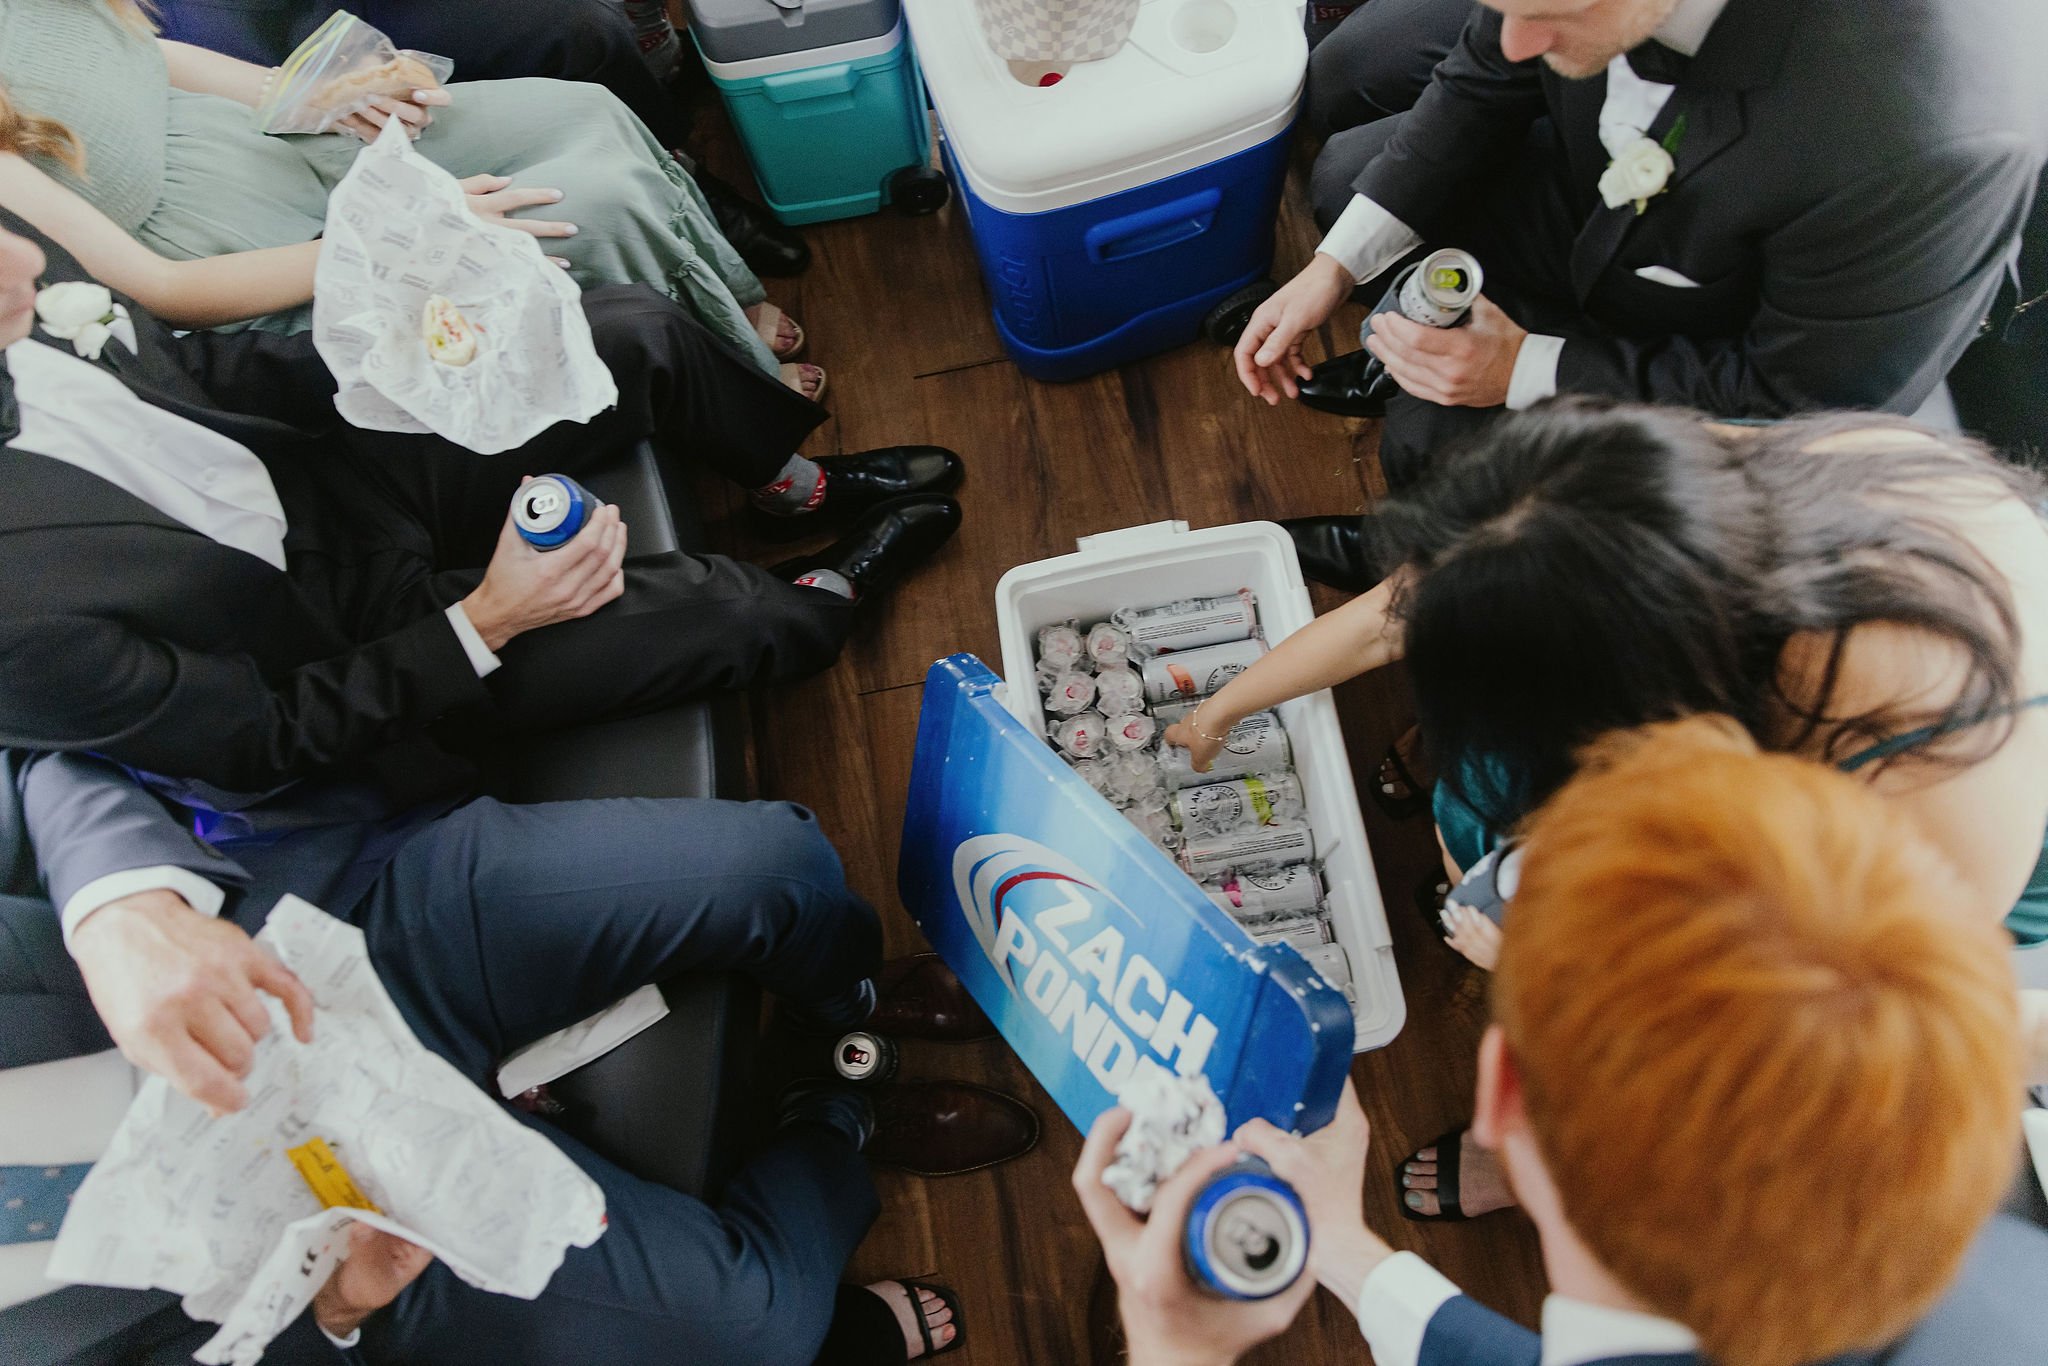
[1186,702,1232,744]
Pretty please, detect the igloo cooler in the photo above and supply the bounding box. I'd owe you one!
[903,0,1306,381]
[897,521,1403,1135]
[690,0,939,225]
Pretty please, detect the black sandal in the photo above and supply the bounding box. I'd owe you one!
[899,1281,962,1361]
[1369,727,1434,822]
[1397,1127,1468,1221]
[815,1280,964,1363]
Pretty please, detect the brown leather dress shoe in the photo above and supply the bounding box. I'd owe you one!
[869,953,996,1042]
[866,1082,1039,1177]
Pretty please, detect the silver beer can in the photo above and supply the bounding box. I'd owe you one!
[1179,819,1317,878]
[1114,591,1258,655]
[1139,638,1268,704]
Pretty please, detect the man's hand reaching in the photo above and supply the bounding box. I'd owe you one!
[70,890,315,1116]
[313,1224,433,1340]
[1233,254,1355,404]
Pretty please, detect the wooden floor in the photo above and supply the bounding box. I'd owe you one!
[692,119,1549,1363]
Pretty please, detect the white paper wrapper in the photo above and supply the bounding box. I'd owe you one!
[1102,1069,1227,1213]
[313,121,618,454]
[47,897,608,1365]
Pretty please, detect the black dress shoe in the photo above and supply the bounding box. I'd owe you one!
[1283,515,1379,593]
[752,446,965,537]
[694,169,812,277]
[1297,349,1401,418]
[772,494,962,602]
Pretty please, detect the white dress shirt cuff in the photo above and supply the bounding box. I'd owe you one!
[320,1325,362,1350]
[1353,1251,1463,1366]
[444,603,502,679]
[1506,333,1566,410]
[1318,195,1424,286]
[62,866,226,949]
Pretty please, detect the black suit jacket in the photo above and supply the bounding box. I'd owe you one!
[1356,0,2048,416]
[0,210,489,797]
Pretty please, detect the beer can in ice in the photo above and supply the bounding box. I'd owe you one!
[1159,712,1293,790]
[1203,864,1326,920]
[832,1030,899,1084]
[1171,773,1303,839]
[513,475,597,550]
[1140,638,1268,704]
[1394,248,1484,328]
[1183,1158,1309,1300]
[1250,912,1330,955]
[1179,819,1316,877]
[1114,591,1258,655]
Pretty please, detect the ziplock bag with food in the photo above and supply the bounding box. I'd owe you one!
[253,9,455,136]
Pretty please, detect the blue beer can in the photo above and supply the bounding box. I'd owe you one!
[513,475,597,551]
[1183,1157,1310,1300]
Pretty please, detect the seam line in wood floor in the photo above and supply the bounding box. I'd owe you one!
[911,356,1011,380]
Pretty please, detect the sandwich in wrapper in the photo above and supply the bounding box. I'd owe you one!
[421,295,479,367]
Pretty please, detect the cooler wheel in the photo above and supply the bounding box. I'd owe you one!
[1203,280,1280,347]
[889,165,951,217]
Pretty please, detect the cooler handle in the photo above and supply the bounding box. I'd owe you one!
[1074,521,1191,556]
[760,63,863,112]
[1084,188,1222,264]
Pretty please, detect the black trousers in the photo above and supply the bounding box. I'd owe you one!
[1306,0,1475,144]
[290,286,853,737]
[157,0,695,147]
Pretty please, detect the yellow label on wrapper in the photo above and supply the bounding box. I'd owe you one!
[286,1137,382,1213]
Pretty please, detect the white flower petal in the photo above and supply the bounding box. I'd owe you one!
[35,281,114,335]
[71,320,112,360]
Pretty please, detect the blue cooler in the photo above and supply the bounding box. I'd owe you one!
[690,0,938,225]
[904,0,1306,381]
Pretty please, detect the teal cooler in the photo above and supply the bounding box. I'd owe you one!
[690,0,935,225]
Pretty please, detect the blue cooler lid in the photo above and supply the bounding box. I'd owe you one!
[686,0,900,66]
[898,654,1355,1138]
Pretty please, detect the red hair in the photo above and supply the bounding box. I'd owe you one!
[1495,718,2021,1366]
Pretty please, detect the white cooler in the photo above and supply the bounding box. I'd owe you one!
[995,520,1405,1051]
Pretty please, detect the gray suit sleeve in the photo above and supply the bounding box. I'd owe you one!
[1351,9,1550,238]
[1552,132,2040,414]
[16,751,249,916]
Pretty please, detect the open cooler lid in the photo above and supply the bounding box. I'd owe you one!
[898,653,1355,1137]
[904,0,1306,216]
[688,0,900,66]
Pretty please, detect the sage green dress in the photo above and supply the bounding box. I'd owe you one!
[0,0,777,371]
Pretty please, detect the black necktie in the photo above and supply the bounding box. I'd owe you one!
[1625,38,1692,86]
[0,352,17,447]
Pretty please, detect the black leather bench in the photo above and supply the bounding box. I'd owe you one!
[480,441,759,1199]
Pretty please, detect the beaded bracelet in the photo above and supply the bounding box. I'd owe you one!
[1186,702,1232,744]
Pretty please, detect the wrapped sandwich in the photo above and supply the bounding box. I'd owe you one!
[421,296,479,367]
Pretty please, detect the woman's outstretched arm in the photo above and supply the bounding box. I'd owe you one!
[0,152,316,327]
[1162,570,1411,771]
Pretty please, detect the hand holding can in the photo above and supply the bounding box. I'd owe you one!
[460,476,627,651]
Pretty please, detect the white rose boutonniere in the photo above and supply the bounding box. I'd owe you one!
[35,281,130,361]
[1598,115,1687,215]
